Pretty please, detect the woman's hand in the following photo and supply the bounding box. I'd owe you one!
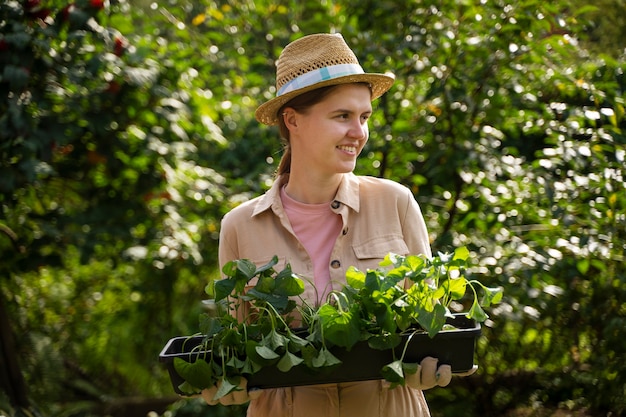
[201,378,262,406]
[404,356,477,391]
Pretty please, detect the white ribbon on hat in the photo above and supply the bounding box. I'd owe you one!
[277,63,365,97]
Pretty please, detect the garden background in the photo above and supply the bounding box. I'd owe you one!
[1,0,625,416]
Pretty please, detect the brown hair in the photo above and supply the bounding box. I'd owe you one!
[275,83,371,177]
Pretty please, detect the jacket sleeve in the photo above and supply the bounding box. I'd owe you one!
[218,210,239,275]
[400,187,433,259]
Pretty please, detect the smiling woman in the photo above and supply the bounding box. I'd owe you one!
[202,33,477,417]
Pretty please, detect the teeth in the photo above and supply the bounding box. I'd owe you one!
[337,145,356,153]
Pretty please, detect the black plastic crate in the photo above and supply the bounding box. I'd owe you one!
[159,313,480,393]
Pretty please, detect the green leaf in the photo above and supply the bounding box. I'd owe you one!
[199,315,223,338]
[274,269,305,296]
[346,266,366,289]
[246,340,279,366]
[213,377,239,400]
[312,347,342,368]
[226,355,245,369]
[468,299,488,322]
[264,329,289,350]
[255,256,279,275]
[453,246,470,261]
[318,304,361,349]
[288,332,309,351]
[404,254,427,273]
[234,259,258,280]
[254,275,275,293]
[381,360,404,383]
[368,332,401,350]
[220,328,242,347]
[173,358,213,389]
[245,289,289,311]
[417,303,448,338]
[481,286,504,306]
[241,357,262,374]
[255,345,280,360]
[277,351,304,372]
[214,279,236,302]
[443,277,467,300]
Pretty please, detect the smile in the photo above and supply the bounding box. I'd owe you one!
[337,145,357,153]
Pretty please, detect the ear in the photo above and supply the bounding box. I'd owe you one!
[282,109,298,130]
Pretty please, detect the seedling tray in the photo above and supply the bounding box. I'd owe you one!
[159,313,480,393]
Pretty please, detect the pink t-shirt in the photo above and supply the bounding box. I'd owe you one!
[280,186,342,303]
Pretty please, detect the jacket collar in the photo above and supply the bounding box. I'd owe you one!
[252,172,361,217]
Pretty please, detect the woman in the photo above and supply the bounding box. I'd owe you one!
[202,33,472,417]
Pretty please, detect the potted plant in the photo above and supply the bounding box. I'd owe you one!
[159,247,503,399]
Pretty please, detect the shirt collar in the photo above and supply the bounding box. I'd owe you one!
[252,173,361,216]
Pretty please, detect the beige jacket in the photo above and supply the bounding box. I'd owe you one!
[218,172,433,417]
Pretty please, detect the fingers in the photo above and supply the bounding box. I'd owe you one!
[404,365,422,388]
[201,378,262,406]
[404,357,455,391]
[229,378,250,405]
[419,356,438,389]
[436,364,452,387]
[201,386,219,406]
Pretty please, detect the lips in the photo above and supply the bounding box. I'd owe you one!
[337,145,357,153]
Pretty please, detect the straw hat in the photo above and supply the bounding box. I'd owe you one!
[255,33,395,125]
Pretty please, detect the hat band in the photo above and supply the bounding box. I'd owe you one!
[277,63,365,97]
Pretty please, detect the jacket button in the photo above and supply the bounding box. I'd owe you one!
[331,200,340,209]
[330,260,341,269]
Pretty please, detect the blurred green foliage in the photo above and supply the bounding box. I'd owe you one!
[1,0,624,417]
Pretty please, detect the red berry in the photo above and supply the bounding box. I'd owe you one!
[113,35,127,56]
[89,0,105,9]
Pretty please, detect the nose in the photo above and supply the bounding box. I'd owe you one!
[347,118,368,140]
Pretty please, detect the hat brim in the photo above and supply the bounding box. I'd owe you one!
[255,73,395,126]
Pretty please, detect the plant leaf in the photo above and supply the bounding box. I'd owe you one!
[417,303,448,338]
[313,347,342,367]
[274,269,305,296]
[368,332,401,350]
[468,299,488,322]
[443,277,467,300]
[254,275,275,293]
[264,328,289,350]
[381,360,404,383]
[255,345,281,360]
[173,358,213,389]
[345,266,366,289]
[226,355,245,369]
[481,286,504,306]
[288,332,309,351]
[255,255,279,275]
[277,350,304,372]
[453,246,470,261]
[245,288,289,311]
[318,304,361,349]
[213,377,239,400]
[214,279,236,302]
[199,315,223,338]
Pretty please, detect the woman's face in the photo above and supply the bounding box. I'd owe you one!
[287,83,372,177]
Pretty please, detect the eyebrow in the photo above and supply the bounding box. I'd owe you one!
[330,108,373,115]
